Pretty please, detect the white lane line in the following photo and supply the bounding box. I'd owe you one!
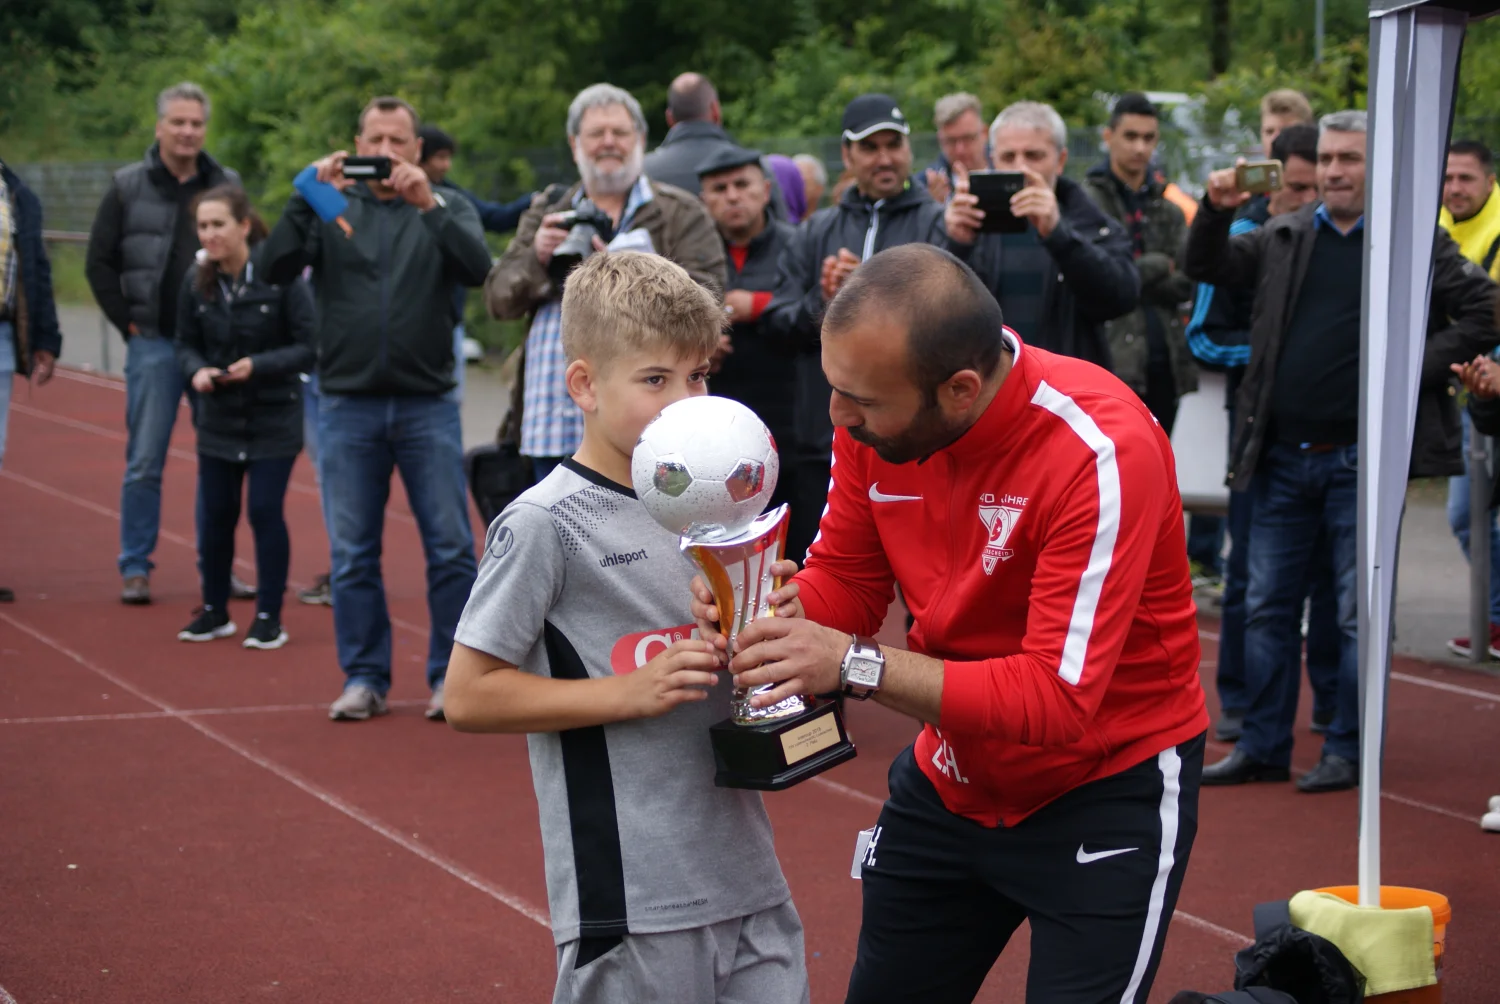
[1199,628,1220,642]
[0,700,429,725]
[57,367,126,390]
[0,982,19,1003]
[0,611,551,929]
[809,770,1253,946]
[1390,671,1500,703]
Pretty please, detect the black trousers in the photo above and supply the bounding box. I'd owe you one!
[198,454,296,618]
[786,453,831,567]
[846,734,1205,1004]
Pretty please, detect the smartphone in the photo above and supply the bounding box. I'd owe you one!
[1235,159,1283,195]
[343,156,393,181]
[967,171,1028,234]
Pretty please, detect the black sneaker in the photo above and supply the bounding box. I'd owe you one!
[177,607,236,642]
[243,613,289,650]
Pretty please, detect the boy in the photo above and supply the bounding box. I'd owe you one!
[445,252,809,1003]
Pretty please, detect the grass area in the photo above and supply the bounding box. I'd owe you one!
[46,241,94,306]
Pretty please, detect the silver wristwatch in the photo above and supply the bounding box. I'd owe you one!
[840,635,885,700]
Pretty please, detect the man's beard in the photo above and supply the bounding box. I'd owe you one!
[847,401,966,465]
[578,142,644,196]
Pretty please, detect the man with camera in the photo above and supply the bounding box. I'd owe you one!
[942,99,1139,373]
[485,83,726,484]
[261,95,493,723]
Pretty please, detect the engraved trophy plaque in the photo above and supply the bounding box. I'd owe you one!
[632,396,857,790]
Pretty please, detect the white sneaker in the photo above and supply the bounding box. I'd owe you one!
[425,683,445,722]
[328,685,389,722]
[1489,795,1500,813]
[1483,810,1500,833]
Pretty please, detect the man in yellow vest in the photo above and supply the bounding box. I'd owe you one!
[1440,139,1500,659]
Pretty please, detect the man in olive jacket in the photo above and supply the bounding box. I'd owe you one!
[485,83,726,483]
[261,96,492,724]
[1186,110,1497,794]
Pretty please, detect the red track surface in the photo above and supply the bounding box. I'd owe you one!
[2,369,1497,1003]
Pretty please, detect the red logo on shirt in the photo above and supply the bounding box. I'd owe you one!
[978,493,1028,575]
[610,623,698,674]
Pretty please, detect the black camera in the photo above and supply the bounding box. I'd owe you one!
[547,200,617,285]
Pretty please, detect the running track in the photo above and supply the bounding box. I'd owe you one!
[1,370,1496,1002]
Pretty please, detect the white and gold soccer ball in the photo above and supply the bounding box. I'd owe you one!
[631,396,779,541]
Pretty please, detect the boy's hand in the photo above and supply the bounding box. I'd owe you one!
[617,639,720,719]
[690,559,803,661]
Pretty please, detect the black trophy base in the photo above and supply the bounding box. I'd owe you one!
[709,697,857,791]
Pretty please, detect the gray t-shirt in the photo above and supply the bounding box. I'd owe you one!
[455,460,792,945]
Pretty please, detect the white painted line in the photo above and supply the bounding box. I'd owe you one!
[808,766,1253,946]
[0,611,551,929]
[0,982,19,1003]
[1390,671,1500,703]
[0,700,428,725]
[1379,791,1479,825]
[57,367,126,390]
[1199,628,1221,642]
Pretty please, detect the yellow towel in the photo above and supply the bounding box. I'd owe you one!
[1289,890,1437,996]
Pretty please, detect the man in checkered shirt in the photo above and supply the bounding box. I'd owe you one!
[485,83,726,483]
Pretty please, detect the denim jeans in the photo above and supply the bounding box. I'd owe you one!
[452,324,466,404]
[198,454,296,617]
[1446,409,1500,624]
[119,333,186,579]
[1238,442,1360,766]
[0,321,14,469]
[1186,514,1224,573]
[317,392,477,694]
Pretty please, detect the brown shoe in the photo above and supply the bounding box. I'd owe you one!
[0,587,14,603]
[121,576,151,605]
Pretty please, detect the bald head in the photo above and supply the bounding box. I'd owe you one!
[666,73,720,126]
[825,244,1005,401]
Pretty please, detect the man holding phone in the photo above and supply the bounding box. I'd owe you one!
[262,95,493,724]
[943,100,1139,370]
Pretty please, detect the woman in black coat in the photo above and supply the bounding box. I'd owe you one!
[175,185,315,649]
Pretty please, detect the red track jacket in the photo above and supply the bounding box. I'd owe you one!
[797,332,1208,826]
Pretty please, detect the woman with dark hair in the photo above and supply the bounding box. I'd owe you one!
[175,185,314,649]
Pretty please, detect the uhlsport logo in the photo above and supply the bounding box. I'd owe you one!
[599,547,649,569]
[610,623,697,674]
[977,492,1028,575]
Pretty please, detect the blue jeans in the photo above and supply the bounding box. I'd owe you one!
[1186,514,1224,572]
[1446,409,1500,624]
[452,324,466,404]
[119,333,186,579]
[317,392,477,694]
[0,321,14,469]
[1238,443,1360,766]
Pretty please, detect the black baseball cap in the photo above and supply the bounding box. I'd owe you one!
[696,145,764,179]
[841,94,910,142]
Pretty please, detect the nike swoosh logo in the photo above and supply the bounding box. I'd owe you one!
[868,483,922,503]
[1076,845,1138,864]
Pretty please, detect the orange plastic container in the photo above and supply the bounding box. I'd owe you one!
[1314,886,1450,1003]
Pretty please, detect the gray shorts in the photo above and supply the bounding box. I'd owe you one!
[553,899,809,1004]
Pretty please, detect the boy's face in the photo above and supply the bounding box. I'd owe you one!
[572,348,713,459]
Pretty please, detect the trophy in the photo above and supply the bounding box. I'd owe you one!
[632,396,857,791]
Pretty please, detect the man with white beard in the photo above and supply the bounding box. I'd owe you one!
[486,83,727,483]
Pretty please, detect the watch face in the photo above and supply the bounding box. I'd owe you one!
[847,656,882,687]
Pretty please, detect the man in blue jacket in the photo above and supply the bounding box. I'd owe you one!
[0,159,63,602]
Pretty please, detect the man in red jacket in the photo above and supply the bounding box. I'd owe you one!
[693,243,1207,1003]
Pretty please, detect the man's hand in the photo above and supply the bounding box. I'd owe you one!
[31,350,55,385]
[313,151,354,191]
[943,163,983,245]
[1206,158,1252,212]
[1453,355,1500,400]
[220,357,254,383]
[820,248,860,301]
[729,616,848,708]
[1011,165,1061,239]
[615,639,721,719]
[389,157,437,211]
[925,168,951,205]
[127,323,140,336]
[690,558,803,662]
[191,367,223,394]
[533,212,574,268]
[724,289,756,322]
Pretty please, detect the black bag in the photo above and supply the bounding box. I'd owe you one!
[1232,900,1366,1004]
[464,442,532,527]
[1169,991,1299,1004]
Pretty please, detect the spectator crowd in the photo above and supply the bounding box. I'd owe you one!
[3,73,1499,822]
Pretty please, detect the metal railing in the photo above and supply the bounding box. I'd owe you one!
[42,229,117,375]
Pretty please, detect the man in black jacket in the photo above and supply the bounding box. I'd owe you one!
[642,73,738,196]
[763,93,945,562]
[942,99,1139,371]
[1187,110,1498,792]
[697,145,796,511]
[262,95,493,724]
[86,82,239,605]
[1,159,63,604]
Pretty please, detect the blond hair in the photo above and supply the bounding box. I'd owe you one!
[560,252,722,370]
[1260,89,1314,124]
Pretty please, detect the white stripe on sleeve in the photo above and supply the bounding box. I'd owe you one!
[1029,380,1122,686]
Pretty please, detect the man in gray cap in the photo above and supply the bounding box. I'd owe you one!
[764,93,944,564]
